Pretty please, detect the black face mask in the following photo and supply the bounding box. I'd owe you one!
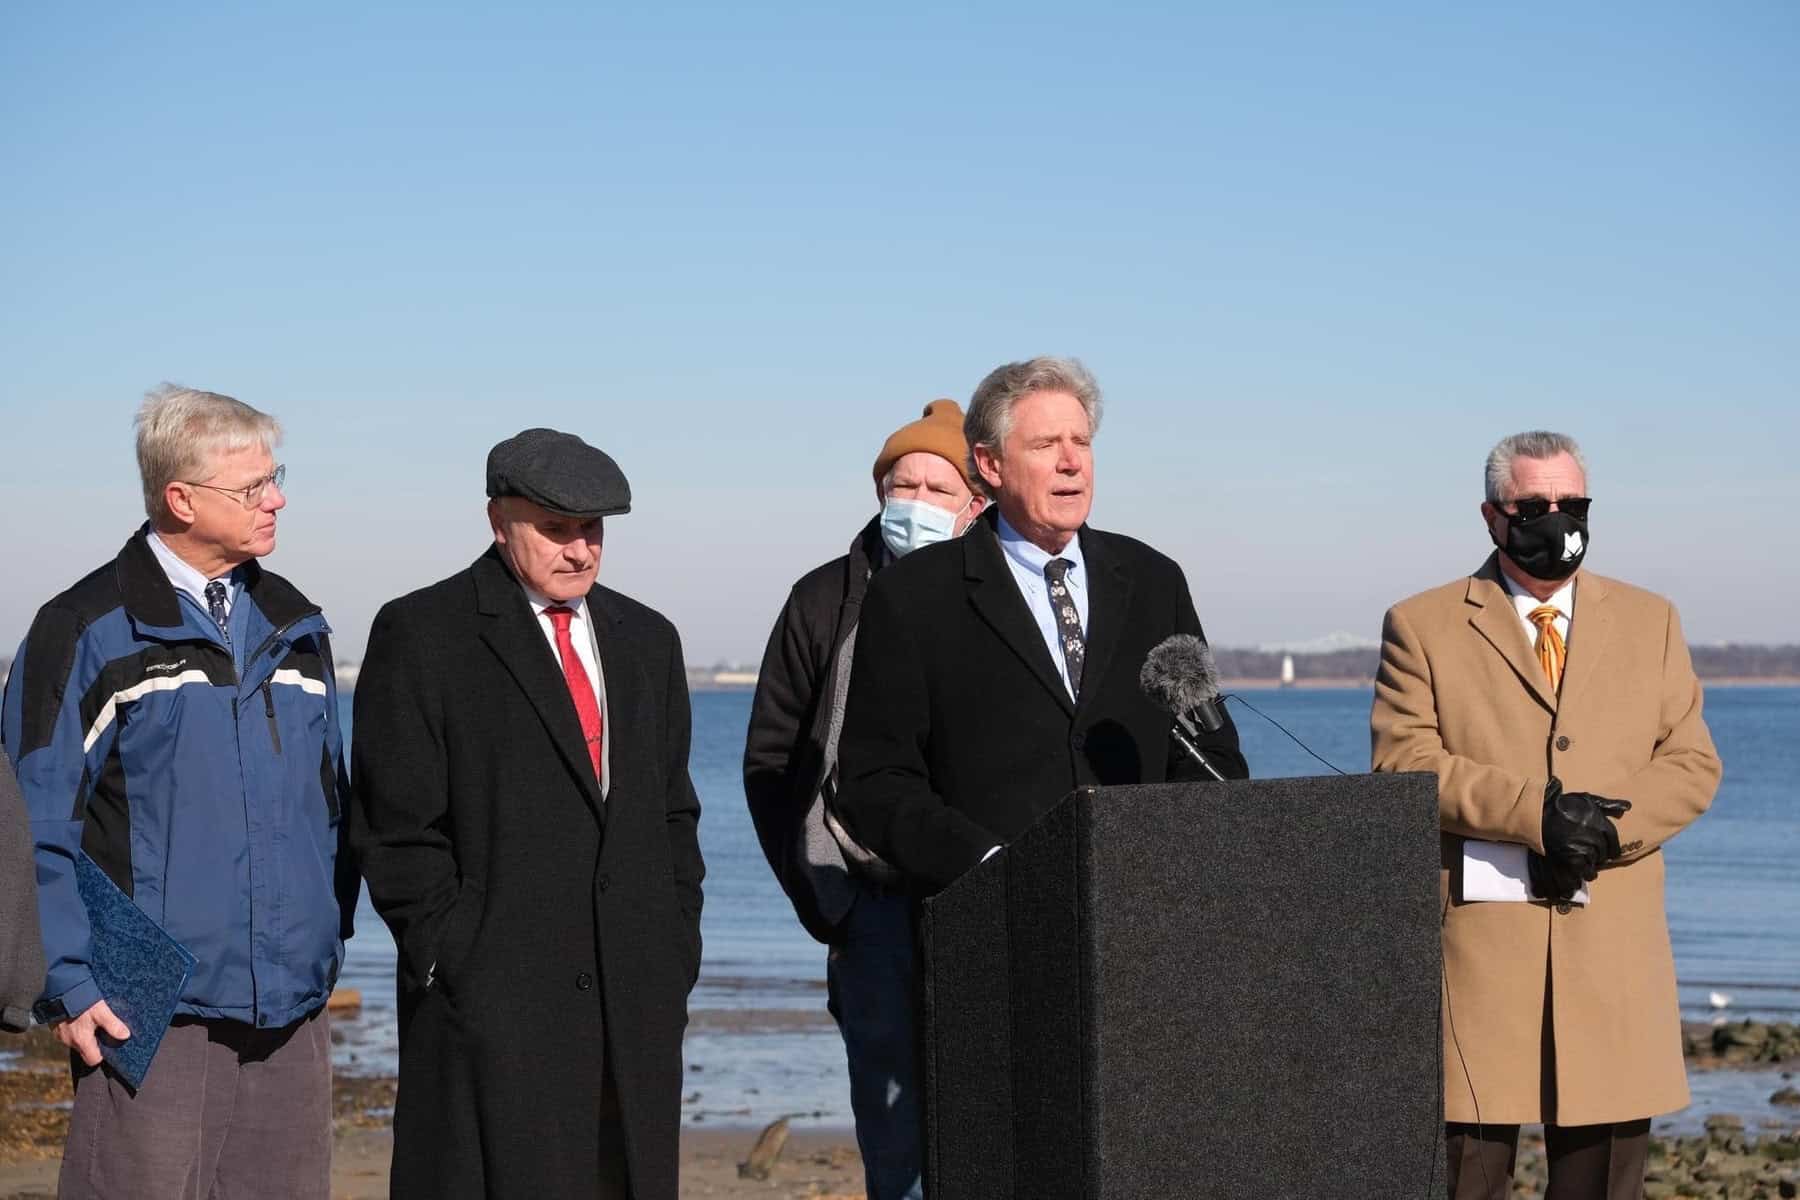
[1496,510,1588,581]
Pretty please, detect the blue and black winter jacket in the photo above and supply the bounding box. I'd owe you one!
[1,528,355,1029]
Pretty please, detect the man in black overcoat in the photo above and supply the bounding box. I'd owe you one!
[837,357,1248,892]
[352,429,704,1199]
[743,398,985,1200]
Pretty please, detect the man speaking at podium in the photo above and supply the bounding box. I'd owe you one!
[1372,431,1720,1199]
[836,356,1247,893]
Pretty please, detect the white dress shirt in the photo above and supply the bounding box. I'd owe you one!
[520,586,611,799]
[147,530,239,623]
[995,512,1089,701]
[1499,570,1575,649]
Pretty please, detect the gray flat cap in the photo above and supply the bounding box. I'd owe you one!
[486,428,632,518]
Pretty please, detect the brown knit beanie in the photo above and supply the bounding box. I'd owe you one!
[872,399,975,491]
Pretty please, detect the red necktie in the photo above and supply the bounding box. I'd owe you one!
[545,606,604,782]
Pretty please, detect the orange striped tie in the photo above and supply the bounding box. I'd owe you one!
[1529,604,1565,693]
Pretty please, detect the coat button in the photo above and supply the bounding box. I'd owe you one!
[1556,902,1572,915]
[576,972,593,991]
[1555,735,1571,751]
[597,873,611,893]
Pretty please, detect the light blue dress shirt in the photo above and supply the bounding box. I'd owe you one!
[994,512,1088,701]
[146,529,243,633]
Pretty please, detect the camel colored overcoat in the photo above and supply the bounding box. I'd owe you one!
[1371,555,1720,1125]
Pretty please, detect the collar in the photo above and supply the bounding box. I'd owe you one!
[996,512,1085,580]
[851,514,887,577]
[146,530,238,610]
[519,581,591,625]
[1499,568,1575,621]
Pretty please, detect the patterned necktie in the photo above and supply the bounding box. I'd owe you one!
[203,580,231,644]
[1529,604,1565,693]
[1044,558,1085,699]
[545,606,604,782]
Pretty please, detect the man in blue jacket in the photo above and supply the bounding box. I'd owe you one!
[2,384,354,1200]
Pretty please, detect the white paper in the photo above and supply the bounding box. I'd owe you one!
[1461,839,1589,905]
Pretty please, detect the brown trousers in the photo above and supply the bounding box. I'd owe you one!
[1446,1119,1652,1200]
[59,1009,331,1200]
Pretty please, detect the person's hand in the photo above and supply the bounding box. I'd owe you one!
[52,999,130,1068]
[1542,778,1631,875]
[1527,851,1587,903]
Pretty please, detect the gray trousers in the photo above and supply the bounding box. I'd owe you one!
[59,1009,331,1200]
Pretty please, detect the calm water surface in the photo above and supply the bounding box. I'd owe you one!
[331,686,1799,1129]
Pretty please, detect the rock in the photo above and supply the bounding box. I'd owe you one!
[736,1115,790,1181]
[1717,1022,1771,1049]
[1775,1088,1800,1109]
[1707,1114,1745,1151]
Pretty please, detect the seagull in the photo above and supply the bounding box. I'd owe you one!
[1708,990,1732,1009]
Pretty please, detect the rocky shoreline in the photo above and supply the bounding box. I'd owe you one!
[4,1020,1798,1197]
[1688,1019,1800,1070]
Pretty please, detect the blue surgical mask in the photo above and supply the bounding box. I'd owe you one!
[879,496,971,559]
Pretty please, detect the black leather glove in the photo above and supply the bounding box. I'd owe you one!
[1527,850,1588,903]
[1541,777,1632,881]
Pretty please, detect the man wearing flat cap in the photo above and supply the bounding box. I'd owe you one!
[744,399,984,1200]
[353,428,704,1199]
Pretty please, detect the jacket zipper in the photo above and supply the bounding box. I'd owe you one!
[247,608,323,668]
[227,606,325,1027]
[243,608,324,755]
[262,681,282,754]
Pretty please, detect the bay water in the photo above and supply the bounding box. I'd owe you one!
[332,685,1799,1130]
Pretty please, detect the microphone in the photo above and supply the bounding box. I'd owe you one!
[1139,635,1229,782]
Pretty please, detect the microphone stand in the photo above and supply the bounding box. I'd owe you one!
[1168,723,1228,782]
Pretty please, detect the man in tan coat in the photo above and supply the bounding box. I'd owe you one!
[1372,430,1720,1200]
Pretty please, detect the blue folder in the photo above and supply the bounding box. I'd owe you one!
[73,852,197,1091]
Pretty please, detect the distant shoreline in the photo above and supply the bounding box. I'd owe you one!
[686,675,1800,693]
[1222,678,1370,690]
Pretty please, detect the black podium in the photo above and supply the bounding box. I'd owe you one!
[920,773,1443,1199]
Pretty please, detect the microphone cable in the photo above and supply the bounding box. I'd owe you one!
[1222,691,1464,1196]
[1218,693,1348,776]
[1439,890,1486,1199]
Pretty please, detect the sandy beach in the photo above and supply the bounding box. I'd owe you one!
[0,1126,867,1200]
[6,1021,1798,1197]
[0,1022,865,1199]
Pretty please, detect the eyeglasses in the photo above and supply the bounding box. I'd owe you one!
[1503,495,1591,521]
[184,464,287,509]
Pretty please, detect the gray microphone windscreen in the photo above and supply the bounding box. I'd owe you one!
[1139,634,1222,715]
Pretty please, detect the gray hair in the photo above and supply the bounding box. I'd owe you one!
[963,356,1103,497]
[1484,430,1588,502]
[135,384,283,522]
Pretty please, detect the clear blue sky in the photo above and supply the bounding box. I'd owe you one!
[2,2,1794,663]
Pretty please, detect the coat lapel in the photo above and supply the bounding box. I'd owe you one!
[1464,554,1557,713]
[584,584,635,814]
[1555,571,1611,716]
[472,549,604,815]
[963,516,1075,716]
[1073,528,1130,719]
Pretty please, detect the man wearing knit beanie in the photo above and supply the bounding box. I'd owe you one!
[744,400,986,1200]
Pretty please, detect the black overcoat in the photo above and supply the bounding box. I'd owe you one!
[837,512,1249,892]
[351,547,704,1199]
[741,517,882,943]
